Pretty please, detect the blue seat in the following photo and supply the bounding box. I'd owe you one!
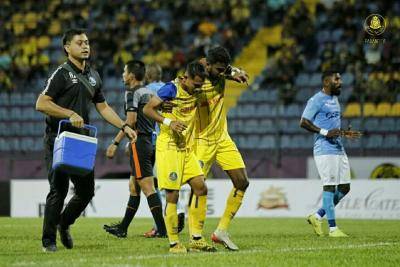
[0,108,9,120]
[256,104,274,118]
[342,73,354,86]
[280,135,291,149]
[10,93,22,105]
[243,119,258,134]
[366,134,383,148]
[379,118,396,132]
[260,135,275,149]
[0,93,9,106]
[21,138,35,151]
[259,119,274,133]
[364,118,379,131]
[0,138,10,151]
[309,73,322,87]
[246,135,260,149]
[295,73,309,87]
[383,135,398,148]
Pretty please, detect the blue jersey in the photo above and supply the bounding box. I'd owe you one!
[146,81,165,145]
[301,91,345,156]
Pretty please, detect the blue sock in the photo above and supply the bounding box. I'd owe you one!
[317,190,345,218]
[322,191,336,227]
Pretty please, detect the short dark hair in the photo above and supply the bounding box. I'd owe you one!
[206,46,231,66]
[126,60,146,81]
[322,70,340,82]
[186,61,206,80]
[62,28,87,55]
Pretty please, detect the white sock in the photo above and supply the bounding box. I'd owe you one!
[329,226,337,232]
[314,213,322,220]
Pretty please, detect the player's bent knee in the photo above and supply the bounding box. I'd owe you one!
[193,183,208,196]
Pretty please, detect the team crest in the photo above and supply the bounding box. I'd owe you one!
[364,14,386,36]
[69,72,78,83]
[169,172,178,181]
[89,76,96,86]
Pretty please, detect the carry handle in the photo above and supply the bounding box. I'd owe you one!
[57,119,97,138]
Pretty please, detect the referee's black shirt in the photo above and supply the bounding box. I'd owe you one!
[41,60,105,141]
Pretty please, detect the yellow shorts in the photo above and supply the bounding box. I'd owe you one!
[195,134,245,176]
[156,145,203,190]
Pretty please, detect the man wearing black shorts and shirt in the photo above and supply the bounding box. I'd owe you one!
[36,28,136,252]
[103,60,167,238]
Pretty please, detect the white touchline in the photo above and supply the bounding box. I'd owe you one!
[12,242,399,266]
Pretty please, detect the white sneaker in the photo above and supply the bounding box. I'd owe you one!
[211,229,239,251]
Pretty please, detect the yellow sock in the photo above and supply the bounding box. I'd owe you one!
[188,193,194,236]
[165,202,179,244]
[189,195,207,237]
[217,188,245,231]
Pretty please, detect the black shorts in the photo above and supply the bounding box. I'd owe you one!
[129,134,155,179]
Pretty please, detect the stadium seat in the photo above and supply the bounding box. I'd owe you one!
[341,73,354,86]
[260,135,275,149]
[348,118,362,130]
[343,103,361,117]
[259,119,274,133]
[309,73,322,87]
[375,102,391,117]
[0,138,10,151]
[363,103,376,117]
[0,93,9,106]
[366,134,383,148]
[389,103,400,116]
[295,73,309,87]
[382,134,398,148]
[364,118,379,131]
[378,118,396,132]
[244,119,258,134]
[280,135,291,149]
[345,138,361,148]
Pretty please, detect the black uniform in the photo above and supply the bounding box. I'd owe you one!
[125,86,156,179]
[41,60,105,247]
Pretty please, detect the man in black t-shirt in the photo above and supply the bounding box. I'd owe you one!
[103,60,167,238]
[36,28,136,253]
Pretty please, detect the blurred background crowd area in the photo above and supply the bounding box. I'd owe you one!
[0,0,399,179]
[0,0,267,92]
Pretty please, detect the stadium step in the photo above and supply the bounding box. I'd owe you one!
[225,25,283,110]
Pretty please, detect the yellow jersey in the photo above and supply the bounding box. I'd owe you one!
[157,79,198,150]
[195,77,228,145]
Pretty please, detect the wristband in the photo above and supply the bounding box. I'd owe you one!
[319,128,328,136]
[121,123,128,132]
[163,118,172,126]
[112,139,119,146]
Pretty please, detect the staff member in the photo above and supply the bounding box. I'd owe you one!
[36,28,136,253]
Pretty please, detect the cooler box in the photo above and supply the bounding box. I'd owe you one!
[52,120,97,176]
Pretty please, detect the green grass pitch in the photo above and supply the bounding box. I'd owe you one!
[0,217,399,266]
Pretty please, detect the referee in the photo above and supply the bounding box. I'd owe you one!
[35,28,136,252]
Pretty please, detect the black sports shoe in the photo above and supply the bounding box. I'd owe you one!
[103,222,127,238]
[177,212,185,233]
[42,243,57,253]
[57,225,73,249]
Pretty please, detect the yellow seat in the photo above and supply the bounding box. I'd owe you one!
[343,103,361,117]
[375,102,391,117]
[390,103,400,116]
[363,102,376,117]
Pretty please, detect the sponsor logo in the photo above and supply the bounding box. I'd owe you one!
[258,186,289,210]
[69,72,78,83]
[89,76,96,86]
